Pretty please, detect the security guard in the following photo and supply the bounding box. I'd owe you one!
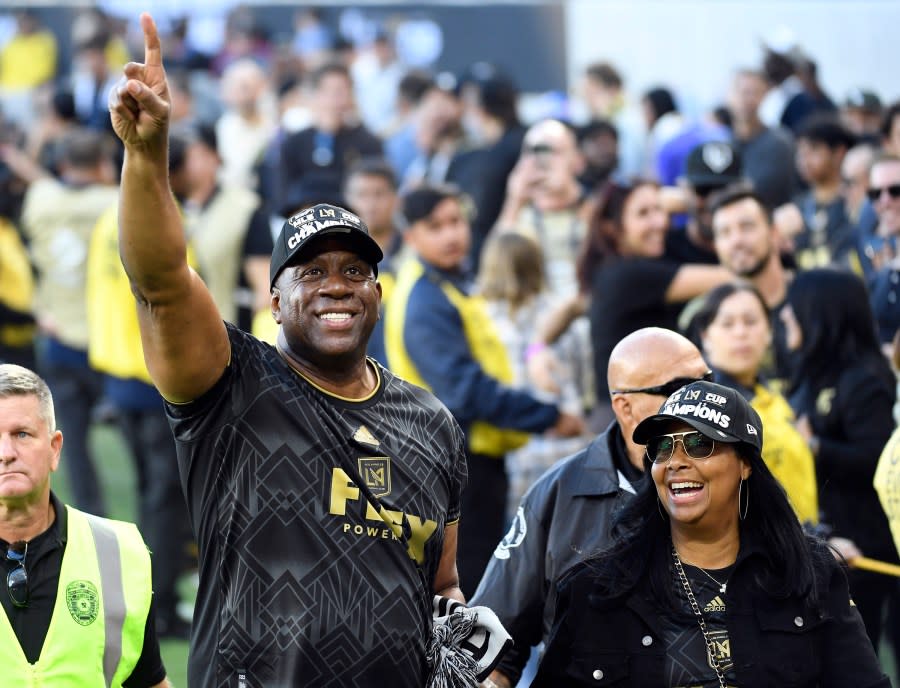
[0,363,169,687]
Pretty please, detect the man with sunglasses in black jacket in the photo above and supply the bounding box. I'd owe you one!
[471,327,710,688]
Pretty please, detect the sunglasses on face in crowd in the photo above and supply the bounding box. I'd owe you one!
[867,184,900,202]
[6,541,28,608]
[692,184,725,199]
[647,430,718,464]
[609,371,714,398]
[523,143,558,158]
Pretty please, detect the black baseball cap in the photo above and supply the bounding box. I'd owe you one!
[633,380,763,455]
[684,141,742,189]
[269,203,383,288]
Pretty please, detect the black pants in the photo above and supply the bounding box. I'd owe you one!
[117,406,191,624]
[457,451,507,598]
[38,354,106,516]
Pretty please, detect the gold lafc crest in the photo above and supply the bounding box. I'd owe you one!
[359,457,391,498]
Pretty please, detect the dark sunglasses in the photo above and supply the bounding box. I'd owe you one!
[523,143,557,157]
[866,184,900,202]
[6,541,28,608]
[693,184,725,199]
[647,430,717,464]
[610,371,714,398]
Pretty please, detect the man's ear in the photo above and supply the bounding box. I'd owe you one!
[610,393,632,425]
[270,288,282,324]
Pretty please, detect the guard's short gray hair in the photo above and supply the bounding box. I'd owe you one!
[0,364,56,434]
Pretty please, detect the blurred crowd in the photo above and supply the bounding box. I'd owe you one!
[0,3,899,660]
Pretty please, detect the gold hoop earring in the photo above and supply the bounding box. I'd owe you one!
[739,478,749,521]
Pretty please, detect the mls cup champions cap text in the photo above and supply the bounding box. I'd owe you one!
[270,203,384,288]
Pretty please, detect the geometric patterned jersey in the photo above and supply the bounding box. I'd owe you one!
[167,325,467,687]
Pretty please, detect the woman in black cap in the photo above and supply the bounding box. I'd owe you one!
[531,379,889,687]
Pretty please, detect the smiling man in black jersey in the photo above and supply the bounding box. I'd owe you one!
[109,14,467,687]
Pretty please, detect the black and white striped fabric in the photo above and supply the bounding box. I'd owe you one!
[427,595,513,688]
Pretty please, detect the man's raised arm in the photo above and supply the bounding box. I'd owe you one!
[109,13,229,403]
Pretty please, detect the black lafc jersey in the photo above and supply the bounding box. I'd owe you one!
[167,325,467,687]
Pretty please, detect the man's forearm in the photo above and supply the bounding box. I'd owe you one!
[119,149,188,297]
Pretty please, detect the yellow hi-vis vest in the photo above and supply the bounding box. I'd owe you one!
[0,506,152,687]
[752,383,819,525]
[385,259,530,457]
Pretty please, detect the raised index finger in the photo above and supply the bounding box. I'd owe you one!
[140,12,162,66]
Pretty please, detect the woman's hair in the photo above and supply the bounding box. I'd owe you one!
[576,180,656,291]
[586,441,818,608]
[686,281,770,350]
[476,232,547,313]
[786,268,889,390]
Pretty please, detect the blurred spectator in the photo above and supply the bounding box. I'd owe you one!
[864,154,900,348]
[795,57,837,115]
[688,282,818,525]
[495,119,591,298]
[787,114,858,269]
[449,64,525,269]
[0,10,57,110]
[343,157,406,366]
[16,128,119,516]
[402,72,468,189]
[783,268,898,650]
[710,185,796,384]
[577,182,731,424]
[86,193,193,639]
[211,5,272,75]
[642,85,728,186]
[292,7,333,67]
[758,27,829,133]
[25,87,78,178]
[279,61,382,211]
[667,141,744,265]
[383,69,433,179]
[0,132,35,369]
[69,21,118,132]
[842,143,877,224]
[728,68,797,209]
[476,231,591,517]
[173,124,273,335]
[167,68,197,128]
[215,58,277,191]
[385,183,584,594]
[577,119,619,191]
[842,88,884,147]
[352,27,405,136]
[580,61,644,178]
[882,101,900,157]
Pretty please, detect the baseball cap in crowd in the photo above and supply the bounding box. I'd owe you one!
[844,88,882,114]
[632,380,763,456]
[401,183,467,226]
[269,204,383,287]
[684,141,742,192]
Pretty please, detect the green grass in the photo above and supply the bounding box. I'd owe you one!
[52,423,191,688]
[53,423,900,688]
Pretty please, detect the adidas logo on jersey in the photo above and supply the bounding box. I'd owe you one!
[704,595,726,612]
[353,425,379,447]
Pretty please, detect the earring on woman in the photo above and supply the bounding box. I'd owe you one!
[739,478,749,520]
[657,497,668,521]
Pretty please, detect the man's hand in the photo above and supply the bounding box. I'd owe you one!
[481,670,512,688]
[549,411,585,438]
[108,13,171,152]
[828,536,863,564]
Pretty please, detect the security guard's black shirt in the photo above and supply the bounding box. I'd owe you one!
[0,492,166,686]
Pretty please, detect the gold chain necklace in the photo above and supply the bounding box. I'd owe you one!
[672,546,728,688]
